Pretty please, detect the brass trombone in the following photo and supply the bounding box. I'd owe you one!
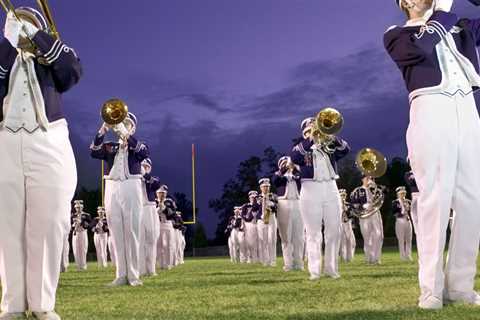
[0,0,60,40]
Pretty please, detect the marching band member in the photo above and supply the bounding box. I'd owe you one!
[231,207,246,264]
[350,176,385,265]
[241,191,261,264]
[71,200,91,271]
[291,117,350,280]
[274,156,305,271]
[225,215,235,263]
[173,211,185,266]
[392,187,413,261]
[405,170,419,234]
[0,7,82,319]
[257,178,278,267]
[90,112,149,287]
[139,158,161,277]
[339,189,356,263]
[385,0,480,308]
[179,224,187,265]
[156,186,177,270]
[91,207,109,268]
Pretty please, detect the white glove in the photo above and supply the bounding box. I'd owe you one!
[21,20,38,39]
[435,0,454,12]
[113,122,129,139]
[363,203,372,210]
[4,12,22,48]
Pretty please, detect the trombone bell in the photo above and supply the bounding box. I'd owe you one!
[356,148,387,178]
[101,99,129,125]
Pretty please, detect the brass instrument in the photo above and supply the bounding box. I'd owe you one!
[310,107,343,152]
[101,98,134,140]
[0,0,59,57]
[36,0,59,39]
[352,148,387,219]
[101,98,129,125]
[262,194,272,225]
[355,148,387,178]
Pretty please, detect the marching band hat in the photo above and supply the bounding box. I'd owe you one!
[277,156,290,169]
[16,7,48,31]
[73,200,84,206]
[338,189,347,195]
[259,178,271,187]
[128,112,137,126]
[396,186,407,193]
[142,158,152,167]
[301,117,314,135]
[248,190,258,197]
[157,185,169,193]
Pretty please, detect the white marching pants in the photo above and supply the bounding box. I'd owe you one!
[0,122,77,313]
[395,218,413,261]
[174,229,183,266]
[72,230,88,270]
[359,212,383,264]
[407,93,480,300]
[231,229,245,263]
[228,235,234,262]
[104,179,143,283]
[157,222,176,269]
[139,204,160,275]
[108,236,116,266]
[299,180,342,278]
[94,233,108,268]
[256,218,277,266]
[340,220,356,262]
[60,233,70,272]
[243,222,258,263]
[410,192,419,235]
[178,231,187,264]
[277,199,305,269]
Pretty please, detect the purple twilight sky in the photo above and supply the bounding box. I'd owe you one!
[6,0,478,237]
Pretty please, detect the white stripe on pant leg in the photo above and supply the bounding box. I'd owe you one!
[445,93,480,297]
[23,123,77,312]
[407,94,458,299]
[0,130,27,313]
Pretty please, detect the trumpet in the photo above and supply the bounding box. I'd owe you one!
[310,107,343,153]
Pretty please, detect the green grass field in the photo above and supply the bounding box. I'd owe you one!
[54,251,480,320]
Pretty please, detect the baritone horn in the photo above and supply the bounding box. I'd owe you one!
[355,148,387,178]
[101,98,129,126]
[310,107,344,152]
